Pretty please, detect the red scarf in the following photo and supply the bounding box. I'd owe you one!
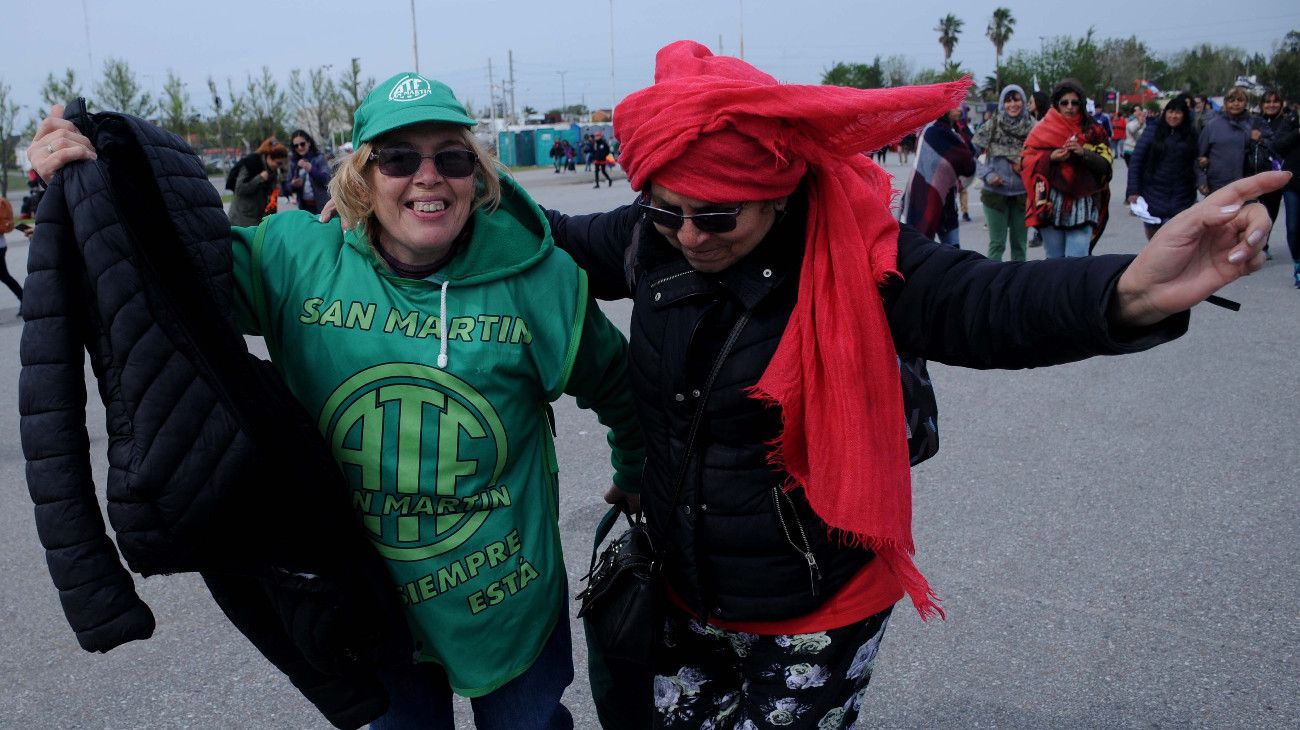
[1021,108,1111,238]
[616,40,969,620]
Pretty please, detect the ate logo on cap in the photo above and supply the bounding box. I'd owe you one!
[389,75,433,103]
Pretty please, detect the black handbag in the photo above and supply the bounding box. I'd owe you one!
[576,506,661,663]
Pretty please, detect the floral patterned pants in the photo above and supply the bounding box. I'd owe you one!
[652,604,893,729]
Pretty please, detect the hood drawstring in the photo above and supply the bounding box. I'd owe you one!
[437,279,450,369]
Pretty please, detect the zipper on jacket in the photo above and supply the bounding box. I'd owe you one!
[650,270,695,289]
[771,487,821,597]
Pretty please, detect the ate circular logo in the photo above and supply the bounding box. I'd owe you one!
[319,363,508,562]
[388,75,433,103]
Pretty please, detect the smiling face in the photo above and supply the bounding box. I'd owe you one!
[1165,108,1185,127]
[367,123,477,268]
[1003,92,1023,118]
[1224,95,1247,117]
[1262,95,1283,116]
[647,184,781,273]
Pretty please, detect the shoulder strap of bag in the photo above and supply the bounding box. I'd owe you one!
[589,307,752,557]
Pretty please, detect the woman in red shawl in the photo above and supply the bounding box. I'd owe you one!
[1021,79,1114,257]
[532,42,1285,729]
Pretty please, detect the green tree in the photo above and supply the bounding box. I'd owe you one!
[40,68,85,114]
[880,55,915,87]
[935,14,964,65]
[205,76,229,157]
[1096,37,1159,102]
[986,8,1015,92]
[1164,43,1249,95]
[1266,30,1300,97]
[337,58,375,140]
[160,70,193,137]
[0,78,21,196]
[821,58,885,89]
[95,57,155,117]
[243,66,288,143]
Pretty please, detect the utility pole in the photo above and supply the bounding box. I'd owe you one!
[508,50,517,126]
[738,0,745,60]
[608,0,616,113]
[558,71,568,119]
[719,34,724,56]
[488,58,497,128]
[410,1,420,73]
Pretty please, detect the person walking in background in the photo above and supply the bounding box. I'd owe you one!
[1111,107,1128,160]
[1021,78,1113,258]
[1252,90,1291,255]
[549,138,564,173]
[1126,97,1199,240]
[0,197,24,304]
[563,138,577,171]
[592,132,614,188]
[283,130,331,215]
[581,134,594,171]
[955,105,975,222]
[1198,88,1262,199]
[228,139,288,227]
[898,131,916,165]
[1257,89,1300,286]
[1029,90,1050,122]
[1123,108,1146,165]
[1193,95,1218,134]
[903,107,976,247]
[972,84,1034,261]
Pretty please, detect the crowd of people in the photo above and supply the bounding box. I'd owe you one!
[899,80,1300,288]
[20,38,1291,730]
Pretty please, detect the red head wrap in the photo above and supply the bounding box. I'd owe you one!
[615,40,969,620]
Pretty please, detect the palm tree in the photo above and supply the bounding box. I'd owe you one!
[987,8,1016,92]
[935,14,964,65]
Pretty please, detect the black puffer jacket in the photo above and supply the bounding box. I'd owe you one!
[1126,121,1199,220]
[549,195,1189,622]
[19,101,408,729]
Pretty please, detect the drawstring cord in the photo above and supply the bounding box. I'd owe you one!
[437,279,450,368]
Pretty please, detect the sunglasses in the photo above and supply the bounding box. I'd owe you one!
[1058,99,1081,108]
[369,148,478,178]
[293,141,310,148]
[638,200,746,233]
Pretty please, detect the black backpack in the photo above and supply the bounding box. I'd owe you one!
[224,154,262,192]
[623,218,940,466]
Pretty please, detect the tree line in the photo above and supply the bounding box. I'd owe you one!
[823,9,1300,105]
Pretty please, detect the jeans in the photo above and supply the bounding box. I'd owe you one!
[981,192,1027,261]
[370,620,574,730]
[936,226,960,248]
[1281,189,1300,263]
[1040,225,1093,258]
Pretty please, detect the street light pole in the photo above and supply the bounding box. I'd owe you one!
[557,71,568,121]
[410,0,420,74]
[609,0,616,114]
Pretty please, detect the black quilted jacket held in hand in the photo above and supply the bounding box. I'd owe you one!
[19,100,409,729]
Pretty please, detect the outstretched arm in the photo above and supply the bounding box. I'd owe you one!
[1111,170,1290,327]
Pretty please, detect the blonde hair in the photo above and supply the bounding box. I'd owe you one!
[1224,87,1248,103]
[328,125,503,246]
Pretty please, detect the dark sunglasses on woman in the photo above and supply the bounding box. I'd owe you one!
[369,148,478,178]
[637,199,746,233]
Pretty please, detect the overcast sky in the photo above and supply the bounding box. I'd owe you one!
[3,0,1297,123]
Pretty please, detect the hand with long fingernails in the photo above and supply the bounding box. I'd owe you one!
[1111,170,1291,327]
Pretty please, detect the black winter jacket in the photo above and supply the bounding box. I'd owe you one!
[19,101,408,729]
[1126,122,1199,220]
[1262,111,1300,193]
[548,195,1189,622]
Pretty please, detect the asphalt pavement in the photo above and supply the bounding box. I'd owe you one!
[1,159,1297,729]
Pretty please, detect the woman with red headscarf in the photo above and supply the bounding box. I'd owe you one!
[542,41,1284,729]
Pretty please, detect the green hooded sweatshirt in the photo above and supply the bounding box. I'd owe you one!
[229,175,642,696]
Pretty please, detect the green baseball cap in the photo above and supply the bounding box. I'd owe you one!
[352,72,476,147]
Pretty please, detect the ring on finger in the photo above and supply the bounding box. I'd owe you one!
[46,141,55,155]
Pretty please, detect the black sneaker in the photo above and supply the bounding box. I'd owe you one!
[962,212,972,222]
